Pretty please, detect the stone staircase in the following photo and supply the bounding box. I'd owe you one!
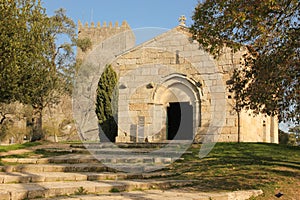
[64,143,190,173]
[0,143,263,200]
[0,144,194,200]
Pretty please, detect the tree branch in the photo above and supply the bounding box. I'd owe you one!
[0,112,7,125]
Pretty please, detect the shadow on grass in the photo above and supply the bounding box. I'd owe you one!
[169,142,300,191]
[33,149,74,158]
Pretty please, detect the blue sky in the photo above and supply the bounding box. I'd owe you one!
[42,0,198,29]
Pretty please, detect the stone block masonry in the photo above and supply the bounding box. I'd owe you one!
[74,20,278,144]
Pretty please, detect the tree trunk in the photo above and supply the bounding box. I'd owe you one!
[237,110,241,143]
[31,107,43,141]
[0,114,6,125]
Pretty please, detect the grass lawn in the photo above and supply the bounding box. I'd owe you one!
[0,141,299,199]
[0,142,42,152]
[168,143,300,199]
[0,141,76,160]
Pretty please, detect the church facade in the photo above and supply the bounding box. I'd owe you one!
[75,19,278,144]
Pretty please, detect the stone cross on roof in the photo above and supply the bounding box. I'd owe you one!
[178,15,187,26]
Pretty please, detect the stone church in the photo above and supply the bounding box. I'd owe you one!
[74,17,278,144]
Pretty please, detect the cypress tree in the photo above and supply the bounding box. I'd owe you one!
[95,65,118,142]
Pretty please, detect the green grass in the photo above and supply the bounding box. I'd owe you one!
[1,152,36,158]
[33,149,73,158]
[0,149,74,160]
[109,188,121,193]
[0,141,70,162]
[74,186,88,195]
[0,142,42,152]
[168,143,300,199]
[0,141,299,199]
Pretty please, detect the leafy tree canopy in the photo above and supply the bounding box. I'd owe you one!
[190,0,300,123]
[0,0,76,105]
[0,0,76,140]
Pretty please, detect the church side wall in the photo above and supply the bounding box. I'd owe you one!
[216,47,279,143]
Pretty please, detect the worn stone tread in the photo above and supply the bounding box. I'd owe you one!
[0,163,108,173]
[0,180,195,200]
[0,171,175,183]
[1,153,184,164]
[1,150,179,171]
[0,172,88,183]
[33,189,263,200]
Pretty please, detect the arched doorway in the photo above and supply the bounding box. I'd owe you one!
[153,73,201,141]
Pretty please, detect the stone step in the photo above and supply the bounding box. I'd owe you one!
[72,142,178,149]
[0,162,172,174]
[72,142,192,151]
[89,149,191,156]
[1,154,183,165]
[36,148,88,154]
[33,189,264,200]
[87,171,175,181]
[37,146,192,157]
[1,155,99,164]
[90,155,182,165]
[0,172,88,183]
[0,163,108,173]
[0,171,175,184]
[0,180,195,200]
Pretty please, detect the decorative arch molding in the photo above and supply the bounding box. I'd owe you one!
[152,73,202,140]
[154,73,202,102]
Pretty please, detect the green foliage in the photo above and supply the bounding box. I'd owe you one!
[190,0,300,123]
[279,130,289,145]
[95,65,118,142]
[77,37,92,52]
[0,0,76,141]
[74,186,88,195]
[279,129,298,146]
[0,0,31,103]
[289,125,300,135]
[288,125,300,144]
[287,133,298,146]
[109,188,120,193]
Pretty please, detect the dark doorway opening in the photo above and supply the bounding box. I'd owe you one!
[167,102,193,140]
